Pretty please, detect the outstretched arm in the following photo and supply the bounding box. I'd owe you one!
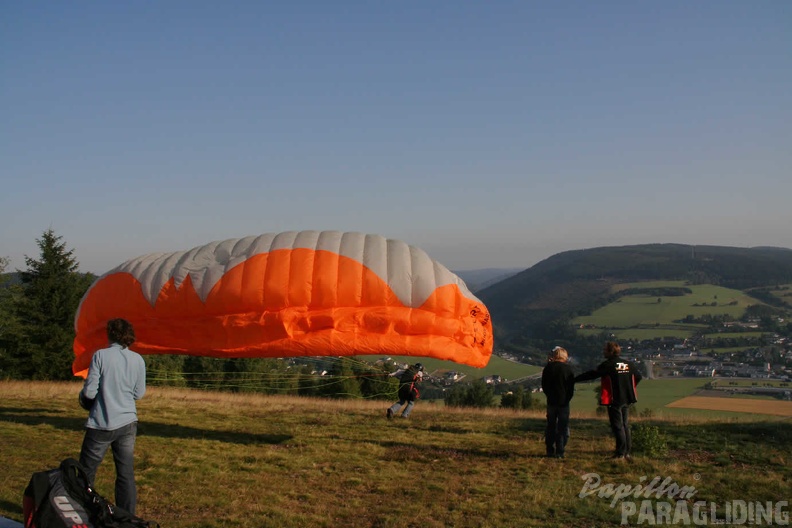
[633,363,643,386]
[574,362,607,383]
[574,370,598,383]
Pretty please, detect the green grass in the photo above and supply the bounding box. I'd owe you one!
[578,328,701,340]
[573,281,762,340]
[753,283,792,305]
[572,378,704,414]
[702,347,760,354]
[384,354,541,380]
[713,379,792,389]
[701,332,765,339]
[2,381,791,528]
[568,378,786,420]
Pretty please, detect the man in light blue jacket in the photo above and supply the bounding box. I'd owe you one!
[79,318,146,515]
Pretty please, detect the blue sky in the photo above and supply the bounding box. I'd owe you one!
[2,1,791,275]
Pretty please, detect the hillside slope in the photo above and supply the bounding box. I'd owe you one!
[453,268,524,293]
[478,244,792,343]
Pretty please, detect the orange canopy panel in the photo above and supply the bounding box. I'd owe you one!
[73,231,493,376]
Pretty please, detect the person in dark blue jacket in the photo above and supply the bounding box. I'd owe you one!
[575,341,642,460]
[541,346,575,458]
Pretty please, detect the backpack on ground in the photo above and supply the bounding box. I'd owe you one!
[22,458,159,528]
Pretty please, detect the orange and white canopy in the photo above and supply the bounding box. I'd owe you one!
[73,231,493,376]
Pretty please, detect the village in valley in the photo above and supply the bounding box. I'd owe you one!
[482,313,792,404]
[550,310,792,404]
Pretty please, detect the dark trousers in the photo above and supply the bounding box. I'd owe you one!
[607,405,631,456]
[545,404,570,456]
[79,422,138,514]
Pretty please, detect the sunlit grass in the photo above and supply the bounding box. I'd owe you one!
[2,381,790,528]
[578,327,700,340]
[573,282,762,341]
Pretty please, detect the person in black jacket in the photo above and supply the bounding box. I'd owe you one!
[575,341,643,460]
[386,363,425,419]
[541,346,575,458]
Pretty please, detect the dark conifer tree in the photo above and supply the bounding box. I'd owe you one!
[13,229,94,379]
[0,256,26,378]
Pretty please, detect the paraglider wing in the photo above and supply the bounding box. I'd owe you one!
[73,231,492,376]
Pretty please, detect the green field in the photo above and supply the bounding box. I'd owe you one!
[704,347,761,355]
[573,281,762,341]
[754,283,792,305]
[567,378,785,420]
[577,328,703,339]
[701,332,765,339]
[571,378,705,413]
[712,379,791,389]
[382,354,541,381]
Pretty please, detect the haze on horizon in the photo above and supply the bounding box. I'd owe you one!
[2,2,791,276]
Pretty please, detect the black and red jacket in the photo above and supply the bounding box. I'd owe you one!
[575,357,642,406]
[397,368,422,401]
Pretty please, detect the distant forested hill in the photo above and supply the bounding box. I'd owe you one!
[477,244,792,348]
[0,272,22,287]
[453,268,523,293]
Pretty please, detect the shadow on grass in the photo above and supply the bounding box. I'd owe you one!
[138,421,292,445]
[425,425,475,435]
[510,416,612,434]
[0,407,58,415]
[651,419,792,458]
[375,439,516,460]
[0,407,85,432]
[0,408,292,446]
[0,499,21,517]
[498,417,792,463]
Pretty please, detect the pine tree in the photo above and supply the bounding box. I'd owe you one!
[13,229,95,380]
[324,357,363,399]
[465,379,495,408]
[0,257,25,378]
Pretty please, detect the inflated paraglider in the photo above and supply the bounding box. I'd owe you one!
[73,231,492,376]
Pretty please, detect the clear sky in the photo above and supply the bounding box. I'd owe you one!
[2,1,791,275]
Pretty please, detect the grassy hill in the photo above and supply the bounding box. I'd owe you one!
[2,382,790,528]
[453,268,524,293]
[0,271,22,287]
[569,377,792,419]
[572,281,762,341]
[383,354,541,381]
[477,244,792,349]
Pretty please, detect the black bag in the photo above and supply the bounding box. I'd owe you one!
[23,458,159,528]
[78,391,95,411]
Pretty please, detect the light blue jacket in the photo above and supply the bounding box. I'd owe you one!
[82,343,146,431]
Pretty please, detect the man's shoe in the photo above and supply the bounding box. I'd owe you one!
[386,408,393,420]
